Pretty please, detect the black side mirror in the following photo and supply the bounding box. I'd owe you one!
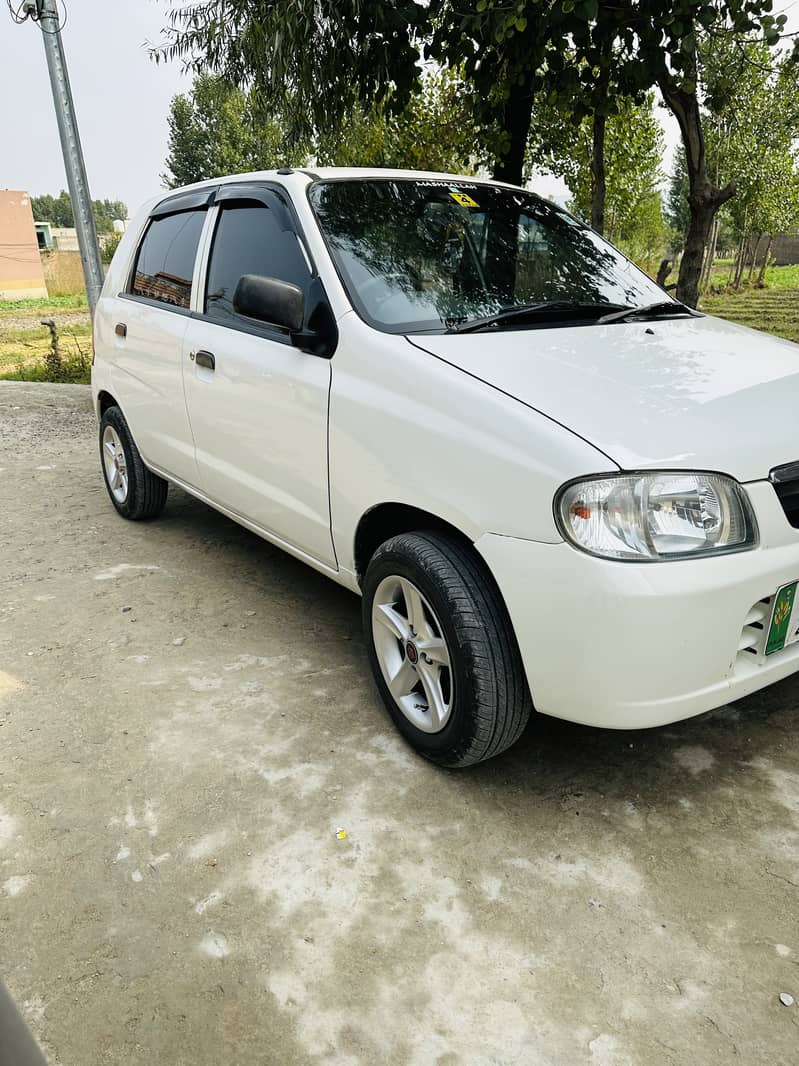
[233,274,304,332]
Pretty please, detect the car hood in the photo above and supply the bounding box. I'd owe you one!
[410,315,799,483]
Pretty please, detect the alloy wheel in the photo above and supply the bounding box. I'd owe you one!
[371,575,454,733]
[102,425,129,503]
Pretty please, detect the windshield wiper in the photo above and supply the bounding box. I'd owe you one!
[596,300,703,324]
[445,301,631,334]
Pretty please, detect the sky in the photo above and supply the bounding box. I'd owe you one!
[1,0,797,213]
[0,0,192,213]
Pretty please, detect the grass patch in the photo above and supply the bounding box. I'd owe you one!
[0,355,90,385]
[0,293,88,317]
[700,262,799,345]
[702,288,799,345]
[0,323,92,365]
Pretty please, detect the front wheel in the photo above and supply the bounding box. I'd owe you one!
[362,532,533,767]
[99,406,168,520]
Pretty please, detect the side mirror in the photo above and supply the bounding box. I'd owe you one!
[233,274,305,332]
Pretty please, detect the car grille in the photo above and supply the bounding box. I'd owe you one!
[770,462,799,528]
[737,596,772,660]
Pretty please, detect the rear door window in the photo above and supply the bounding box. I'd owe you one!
[131,210,206,309]
[204,202,310,325]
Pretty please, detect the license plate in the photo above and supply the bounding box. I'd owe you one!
[766,581,799,655]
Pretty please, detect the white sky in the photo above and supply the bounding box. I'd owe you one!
[1,0,797,213]
[0,0,192,212]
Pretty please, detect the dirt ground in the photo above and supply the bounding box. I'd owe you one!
[1,381,798,1066]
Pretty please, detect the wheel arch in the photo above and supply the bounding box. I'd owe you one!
[353,502,475,587]
[96,389,120,419]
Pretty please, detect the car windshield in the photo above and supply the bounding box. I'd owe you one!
[308,178,668,334]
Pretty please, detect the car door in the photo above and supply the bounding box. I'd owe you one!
[181,185,337,569]
[111,196,209,485]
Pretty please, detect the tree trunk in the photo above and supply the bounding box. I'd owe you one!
[492,74,534,186]
[590,112,607,235]
[734,234,747,289]
[748,234,762,283]
[758,235,774,286]
[679,204,718,308]
[658,77,735,308]
[700,215,718,292]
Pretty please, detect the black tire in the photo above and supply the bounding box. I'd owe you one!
[99,405,168,520]
[362,531,533,767]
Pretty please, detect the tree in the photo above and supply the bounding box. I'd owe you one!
[163,70,479,185]
[156,1,796,305]
[162,74,305,188]
[31,191,128,232]
[432,1,792,305]
[316,70,478,173]
[531,93,666,263]
[701,37,799,287]
[665,153,691,245]
[156,1,428,148]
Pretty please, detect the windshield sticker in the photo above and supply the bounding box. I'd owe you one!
[415,180,478,190]
[449,191,479,208]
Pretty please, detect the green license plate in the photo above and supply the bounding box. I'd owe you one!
[766,581,799,655]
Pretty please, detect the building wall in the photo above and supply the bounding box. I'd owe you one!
[0,190,48,300]
[50,227,80,253]
[771,234,799,267]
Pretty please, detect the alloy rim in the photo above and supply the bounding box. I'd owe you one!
[371,575,454,733]
[102,425,129,504]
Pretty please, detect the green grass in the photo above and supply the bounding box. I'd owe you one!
[0,293,92,383]
[700,262,799,346]
[0,356,90,385]
[0,293,88,317]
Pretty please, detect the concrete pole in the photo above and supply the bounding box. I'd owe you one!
[36,0,104,316]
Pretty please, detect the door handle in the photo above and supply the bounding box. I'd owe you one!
[194,350,215,371]
[115,322,127,338]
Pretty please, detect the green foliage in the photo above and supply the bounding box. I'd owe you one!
[665,153,690,243]
[155,1,428,145]
[164,71,478,183]
[316,71,478,173]
[532,94,669,267]
[0,293,87,316]
[156,1,796,302]
[30,191,128,233]
[702,38,799,242]
[162,74,307,188]
[0,352,90,385]
[156,2,792,179]
[101,231,124,264]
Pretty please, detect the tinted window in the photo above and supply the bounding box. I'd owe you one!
[205,203,310,323]
[131,210,205,309]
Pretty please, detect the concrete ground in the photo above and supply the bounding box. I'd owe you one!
[1,381,798,1066]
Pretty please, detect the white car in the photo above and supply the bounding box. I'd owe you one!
[92,167,799,766]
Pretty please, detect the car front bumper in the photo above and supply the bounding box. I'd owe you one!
[476,480,799,729]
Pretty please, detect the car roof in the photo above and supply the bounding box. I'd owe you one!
[159,167,523,199]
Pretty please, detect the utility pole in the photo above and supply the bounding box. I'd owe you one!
[22,0,104,315]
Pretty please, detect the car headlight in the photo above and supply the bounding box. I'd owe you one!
[556,472,758,561]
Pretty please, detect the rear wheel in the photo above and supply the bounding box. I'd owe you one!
[99,406,168,520]
[362,531,533,767]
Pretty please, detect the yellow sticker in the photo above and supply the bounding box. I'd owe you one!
[449,191,479,208]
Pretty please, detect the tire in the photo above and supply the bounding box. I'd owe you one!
[99,405,168,520]
[362,531,533,767]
